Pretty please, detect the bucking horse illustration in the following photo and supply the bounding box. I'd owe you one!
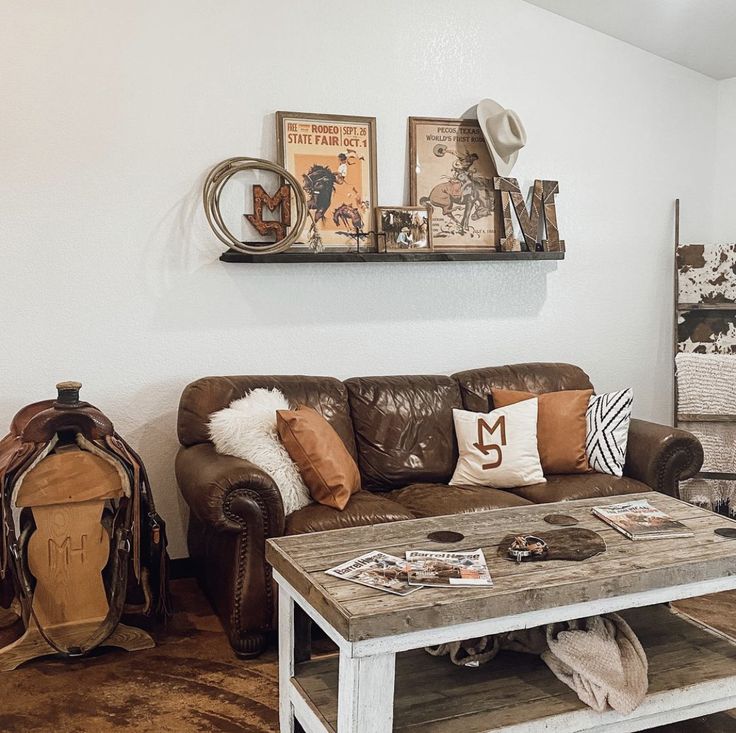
[332,203,363,231]
[420,149,494,234]
[302,164,337,223]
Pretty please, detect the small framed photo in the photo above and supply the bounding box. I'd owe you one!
[276,111,378,252]
[408,116,497,251]
[376,206,433,253]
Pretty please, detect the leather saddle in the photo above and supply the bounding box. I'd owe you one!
[0,382,170,656]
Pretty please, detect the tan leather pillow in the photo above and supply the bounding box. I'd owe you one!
[277,405,361,510]
[491,388,593,474]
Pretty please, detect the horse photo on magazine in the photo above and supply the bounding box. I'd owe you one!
[325,550,418,596]
[406,548,493,587]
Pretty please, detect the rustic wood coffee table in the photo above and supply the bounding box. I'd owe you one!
[266,492,736,732]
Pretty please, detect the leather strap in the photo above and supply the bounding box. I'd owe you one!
[106,434,142,581]
[0,441,43,580]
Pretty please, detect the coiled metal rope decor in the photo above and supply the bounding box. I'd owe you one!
[203,157,308,254]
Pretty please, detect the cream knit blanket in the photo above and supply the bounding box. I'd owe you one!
[676,352,736,415]
[543,613,648,715]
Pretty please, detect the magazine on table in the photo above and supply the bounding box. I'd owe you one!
[405,548,493,587]
[592,499,693,541]
[325,551,418,596]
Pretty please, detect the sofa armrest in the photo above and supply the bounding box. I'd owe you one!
[623,418,704,497]
[176,442,285,536]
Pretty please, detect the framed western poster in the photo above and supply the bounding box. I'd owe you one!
[408,117,497,251]
[276,111,378,252]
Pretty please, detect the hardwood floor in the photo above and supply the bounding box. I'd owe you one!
[651,592,736,732]
[0,579,281,733]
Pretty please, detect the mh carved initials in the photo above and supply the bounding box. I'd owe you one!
[244,184,292,240]
[48,534,88,569]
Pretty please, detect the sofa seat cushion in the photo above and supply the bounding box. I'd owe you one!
[285,490,415,535]
[387,482,533,518]
[509,473,650,504]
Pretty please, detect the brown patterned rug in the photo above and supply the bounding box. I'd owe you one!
[0,581,734,732]
[0,579,280,733]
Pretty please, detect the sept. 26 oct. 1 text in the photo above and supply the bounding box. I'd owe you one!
[285,122,368,148]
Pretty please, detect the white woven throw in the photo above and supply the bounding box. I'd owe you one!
[680,477,736,516]
[687,421,736,472]
[676,353,736,415]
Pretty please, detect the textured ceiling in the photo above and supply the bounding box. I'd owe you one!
[523,0,736,79]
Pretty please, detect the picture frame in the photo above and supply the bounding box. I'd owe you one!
[408,116,497,251]
[276,111,378,252]
[376,206,433,253]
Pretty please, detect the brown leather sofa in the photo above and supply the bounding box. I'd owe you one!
[175,363,703,657]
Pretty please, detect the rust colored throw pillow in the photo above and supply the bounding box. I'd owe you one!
[491,388,593,475]
[277,405,361,510]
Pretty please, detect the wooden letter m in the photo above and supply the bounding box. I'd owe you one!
[493,178,565,253]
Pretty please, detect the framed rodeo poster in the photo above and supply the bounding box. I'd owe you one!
[276,111,378,252]
[408,117,497,251]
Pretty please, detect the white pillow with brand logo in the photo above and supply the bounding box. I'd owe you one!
[450,399,545,489]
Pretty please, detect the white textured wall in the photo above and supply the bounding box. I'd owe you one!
[1,0,717,557]
[714,77,736,238]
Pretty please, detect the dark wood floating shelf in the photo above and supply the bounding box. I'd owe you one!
[220,249,565,263]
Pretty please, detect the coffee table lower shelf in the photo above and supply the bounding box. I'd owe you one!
[292,604,736,733]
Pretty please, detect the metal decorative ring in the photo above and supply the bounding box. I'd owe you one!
[203,157,308,254]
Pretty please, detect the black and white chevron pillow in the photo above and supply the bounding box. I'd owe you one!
[585,388,633,476]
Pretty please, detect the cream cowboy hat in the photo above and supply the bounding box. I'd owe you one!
[476,98,527,176]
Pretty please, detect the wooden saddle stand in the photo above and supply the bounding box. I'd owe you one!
[0,382,170,671]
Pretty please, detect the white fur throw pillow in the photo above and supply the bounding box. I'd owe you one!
[208,388,312,515]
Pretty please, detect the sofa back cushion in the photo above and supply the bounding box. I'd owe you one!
[344,375,461,491]
[177,375,357,459]
[453,363,594,412]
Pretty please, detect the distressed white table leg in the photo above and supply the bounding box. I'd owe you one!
[337,649,396,732]
[278,584,296,733]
